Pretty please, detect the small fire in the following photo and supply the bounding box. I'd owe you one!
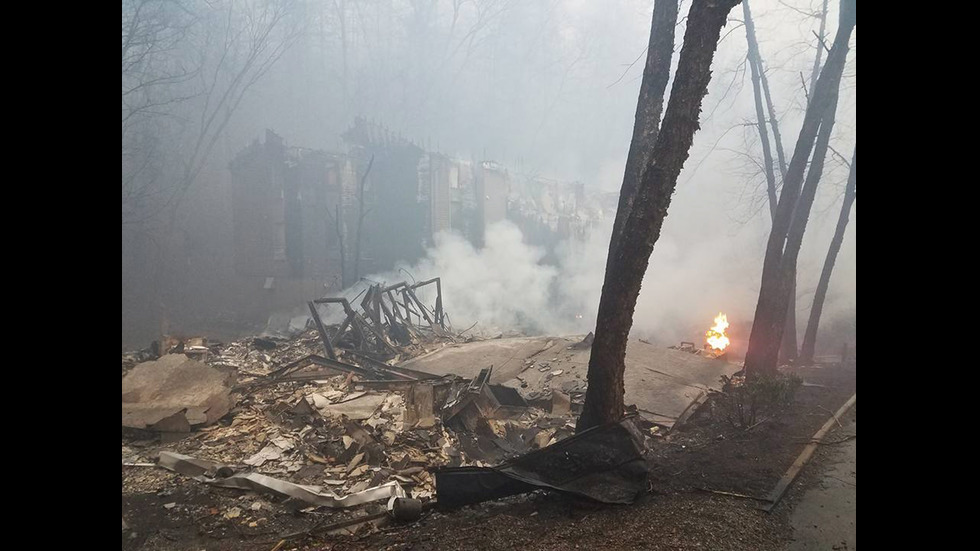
[705,312,730,352]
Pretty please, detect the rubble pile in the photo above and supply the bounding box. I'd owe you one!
[123,278,660,544]
[123,280,634,540]
[122,348,582,494]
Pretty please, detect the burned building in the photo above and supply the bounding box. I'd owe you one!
[417,154,509,249]
[229,130,349,302]
[509,176,590,250]
[229,120,604,316]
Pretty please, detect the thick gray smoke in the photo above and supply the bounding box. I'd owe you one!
[272,198,854,355]
[349,204,853,349]
[354,218,762,344]
[124,0,856,352]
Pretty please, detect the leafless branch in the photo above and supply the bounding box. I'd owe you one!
[607,46,648,89]
[777,0,820,18]
[828,145,851,169]
[812,30,831,54]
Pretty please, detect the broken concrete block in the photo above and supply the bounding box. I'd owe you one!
[122,354,235,431]
[551,391,570,416]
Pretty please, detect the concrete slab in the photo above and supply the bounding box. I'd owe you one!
[402,337,557,380]
[400,336,739,428]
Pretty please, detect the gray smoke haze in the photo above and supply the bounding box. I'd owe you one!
[124,0,855,351]
[343,206,853,348]
[258,0,856,347]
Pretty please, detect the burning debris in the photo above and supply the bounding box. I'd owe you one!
[668,312,732,359]
[705,312,730,353]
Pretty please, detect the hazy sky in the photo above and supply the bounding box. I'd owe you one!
[124,0,855,348]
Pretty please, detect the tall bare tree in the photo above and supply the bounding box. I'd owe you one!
[122,0,300,340]
[809,0,831,92]
[122,0,300,226]
[742,0,833,362]
[742,0,778,220]
[743,0,854,378]
[578,0,742,432]
[609,0,679,254]
[779,0,832,363]
[122,0,199,225]
[800,145,855,362]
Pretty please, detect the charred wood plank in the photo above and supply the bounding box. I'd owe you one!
[307,302,337,360]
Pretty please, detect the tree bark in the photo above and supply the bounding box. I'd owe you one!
[801,146,855,363]
[809,0,830,93]
[609,0,679,254]
[780,281,799,361]
[742,0,778,220]
[577,0,742,432]
[743,0,854,378]
[760,61,788,178]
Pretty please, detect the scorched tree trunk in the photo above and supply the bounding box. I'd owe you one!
[743,0,854,378]
[577,0,742,432]
[801,145,855,363]
[609,0,679,254]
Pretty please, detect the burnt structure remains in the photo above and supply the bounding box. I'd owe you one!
[230,119,609,317]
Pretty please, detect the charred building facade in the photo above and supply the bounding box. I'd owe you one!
[229,120,607,315]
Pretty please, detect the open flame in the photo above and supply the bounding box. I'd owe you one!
[705,312,730,352]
